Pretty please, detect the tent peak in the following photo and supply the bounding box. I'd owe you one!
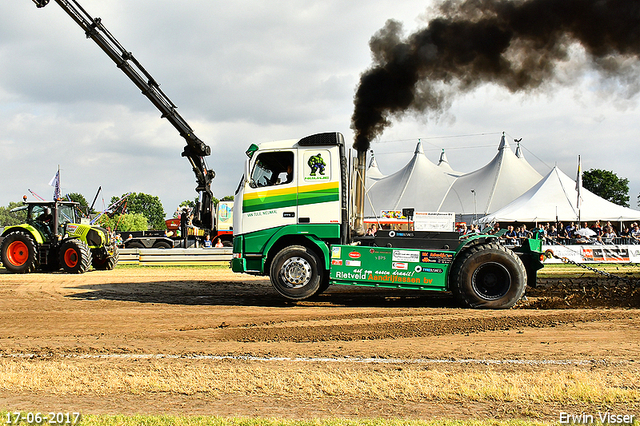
[438,148,449,165]
[498,132,510,151]
[514,138,525,159]
[415,140,425,155]
[368,149,379,169]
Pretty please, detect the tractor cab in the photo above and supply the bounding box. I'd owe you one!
[23,201,82,241]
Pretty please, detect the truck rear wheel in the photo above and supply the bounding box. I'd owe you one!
[59,239,91,274]
[450,242,526,309]
[0,230,37,273]
[270,245,323,300]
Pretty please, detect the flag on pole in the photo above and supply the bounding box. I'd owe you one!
[48,170,61,200]
[576,155,582,213]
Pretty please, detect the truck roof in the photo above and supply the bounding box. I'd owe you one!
[257,139,299,151]
[254,133,345,153]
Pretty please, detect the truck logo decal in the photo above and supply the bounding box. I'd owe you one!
[392,262,408,270]
[348,251,361,259]
[308,153,326,176]
[345,260,361,267]
[304,151,330,182]
[331,259,343,265]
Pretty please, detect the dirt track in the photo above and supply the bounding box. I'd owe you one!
[1,266,639,421]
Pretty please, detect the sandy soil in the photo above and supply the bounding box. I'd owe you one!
[0,267,638,421]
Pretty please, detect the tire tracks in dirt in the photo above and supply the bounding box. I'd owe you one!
[218,310,633,343]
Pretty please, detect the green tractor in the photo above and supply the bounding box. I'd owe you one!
[0,200,119,273]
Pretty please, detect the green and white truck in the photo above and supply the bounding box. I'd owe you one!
[232,132,545,309]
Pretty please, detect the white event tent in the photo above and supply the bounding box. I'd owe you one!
[437,135,542,220]
[479,166,640,224]
[364,134,543,222]
[364,141,456,216]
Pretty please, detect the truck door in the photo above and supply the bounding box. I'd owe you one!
[240,150,297,235]
[297,148,341,225]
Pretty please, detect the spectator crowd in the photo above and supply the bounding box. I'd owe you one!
[456,220,640,245]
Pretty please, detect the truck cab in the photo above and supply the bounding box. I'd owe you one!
[233,133,347,276]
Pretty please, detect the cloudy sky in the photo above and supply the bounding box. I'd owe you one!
[2,0,640,218]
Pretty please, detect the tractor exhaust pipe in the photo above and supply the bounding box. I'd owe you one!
[32,0,49,7]
[353,150,367,236]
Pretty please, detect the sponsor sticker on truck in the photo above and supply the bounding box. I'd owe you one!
[421,251,453,264]
[331,246,341,259]
[392,250,420,263]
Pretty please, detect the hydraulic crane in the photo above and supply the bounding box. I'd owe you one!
[32,0,216,230]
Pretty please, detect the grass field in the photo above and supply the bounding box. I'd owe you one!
[1,263,639,424]
[1,412,558,426]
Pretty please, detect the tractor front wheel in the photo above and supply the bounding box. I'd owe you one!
[59,239,91,274]
[0,230,37,273]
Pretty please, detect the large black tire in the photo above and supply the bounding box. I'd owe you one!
[269,245,324,300]
[92,246,120,270]
[0,230,37,273]
[59,239,91,274]
[127,241,144,249]
[317,273,331,296]
[450,242,526,309]
[152,241,172,249]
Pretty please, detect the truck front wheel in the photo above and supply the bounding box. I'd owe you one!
[0,231,37,273]
[450,242,526,309]
[270,245,323,300]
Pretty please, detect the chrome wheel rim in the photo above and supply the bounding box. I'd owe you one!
[279,256,312,288]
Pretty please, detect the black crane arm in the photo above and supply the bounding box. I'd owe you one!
[33,0,215,229]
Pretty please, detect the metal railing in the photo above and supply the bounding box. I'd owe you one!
[119,247,232,266]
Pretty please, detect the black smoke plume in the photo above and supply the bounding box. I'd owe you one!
[351,0,640,151]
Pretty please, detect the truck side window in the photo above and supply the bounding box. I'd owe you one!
[250,152,294,188]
